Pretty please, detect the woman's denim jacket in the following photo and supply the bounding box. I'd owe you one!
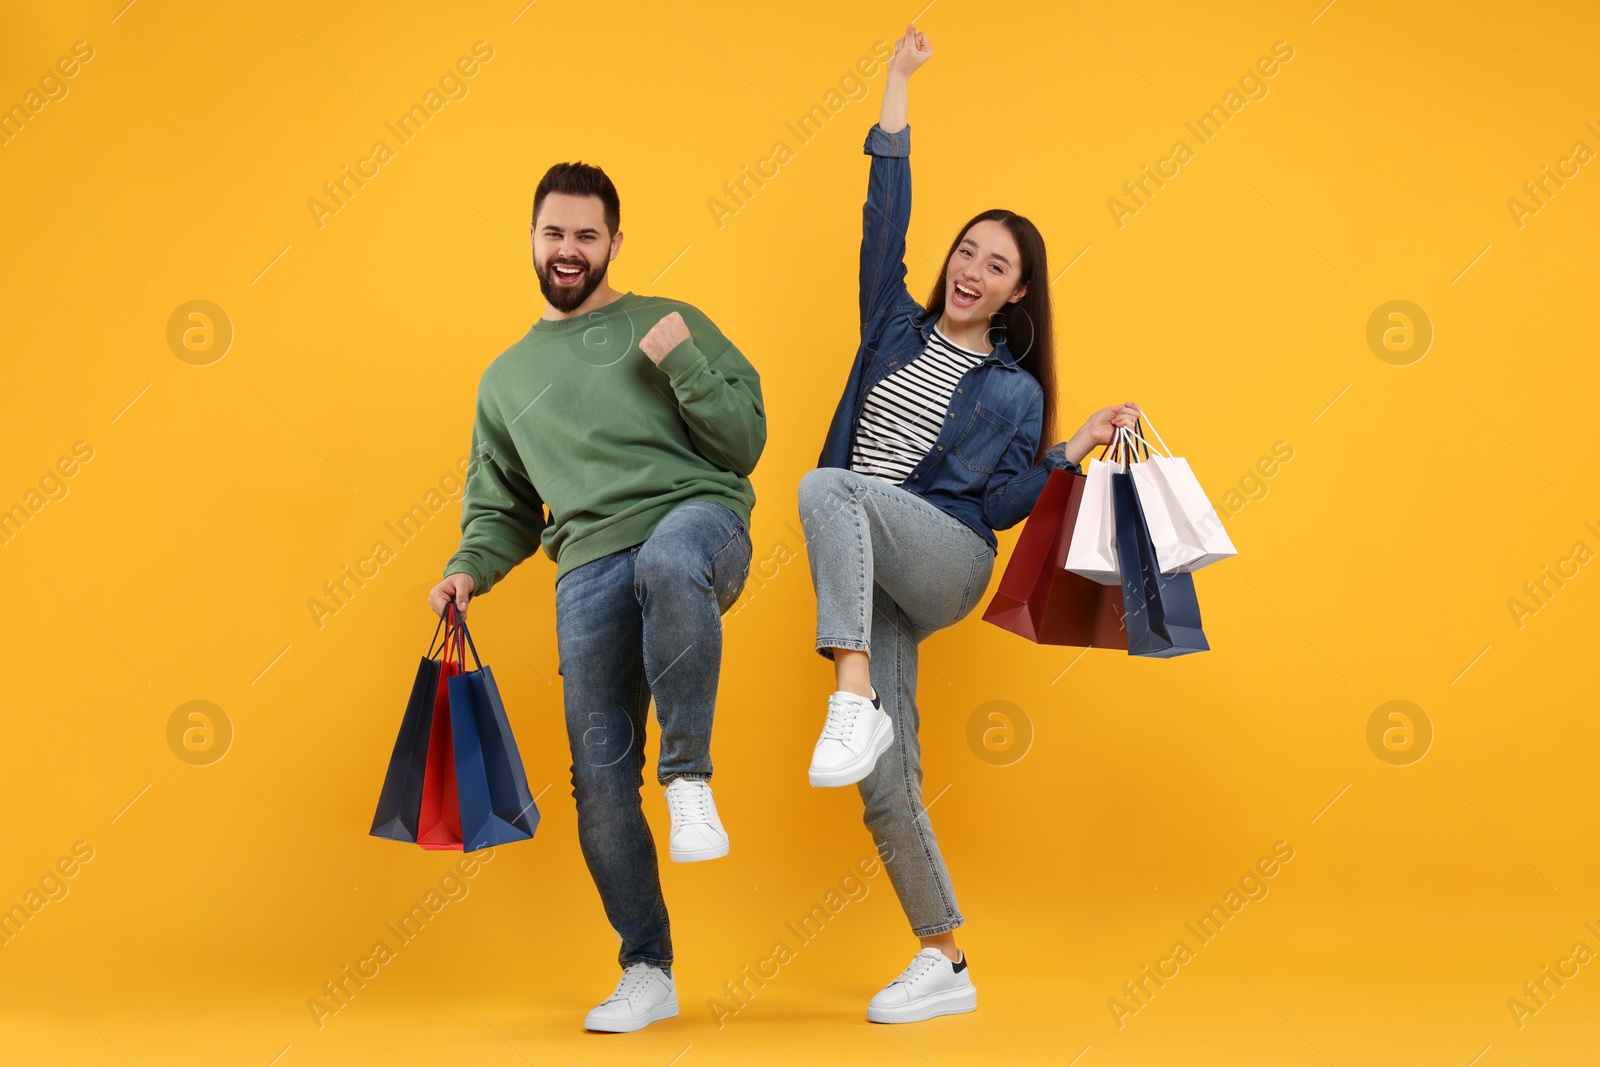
[816,122,1079,552]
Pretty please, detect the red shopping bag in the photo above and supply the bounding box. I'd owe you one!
[416,609,464,850]
[984,467,1128,647]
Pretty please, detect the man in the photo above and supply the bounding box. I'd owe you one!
[428,160,764,1033]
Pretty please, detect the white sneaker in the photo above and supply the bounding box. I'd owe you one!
[664,777,729,862]
[584,962,679,1033]
[867,948,977,1024]
[808,690,892,787]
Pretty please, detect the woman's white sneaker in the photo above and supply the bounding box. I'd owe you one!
[584,962,679,1032]
[866,948,977,1024]
[664,777,729,862]
[808,690,893,787]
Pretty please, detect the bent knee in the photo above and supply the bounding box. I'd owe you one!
[634,537,710,591]
[799,467,854,515]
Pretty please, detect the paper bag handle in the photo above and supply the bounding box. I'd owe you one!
[1129,410,1175,458]
[443,602,483,672]
[426,609,449,658]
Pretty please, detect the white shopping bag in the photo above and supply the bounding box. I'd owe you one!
[1063,427,1129,585]
[1125,414,1236,574]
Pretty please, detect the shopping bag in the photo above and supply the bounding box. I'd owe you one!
[416,650,464,849]
[416,607,466,850]
[984,467,1127,648]
[370,611,453,844]
[1063,433,1127,585]
[1125,413,1236,574]
[1112,461,1210,658]
[445,610,540,851]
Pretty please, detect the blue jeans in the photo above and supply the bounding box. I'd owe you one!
[553,500,751,968]
[797,468,995,936]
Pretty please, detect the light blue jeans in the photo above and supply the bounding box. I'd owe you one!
[797,467,995,936]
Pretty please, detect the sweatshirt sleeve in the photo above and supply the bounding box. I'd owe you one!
[654,321,766,478]
[443,382,549,596]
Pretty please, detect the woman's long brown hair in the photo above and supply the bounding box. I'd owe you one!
[924,209,1057,462]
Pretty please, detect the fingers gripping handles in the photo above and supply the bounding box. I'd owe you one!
[1084,404,1187,466]
[1095,417,1155,466]
[427,602,483,671]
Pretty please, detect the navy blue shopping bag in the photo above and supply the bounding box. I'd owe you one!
[370,611,452,843]
[445,610,541,850]
[1112,468,1210,658]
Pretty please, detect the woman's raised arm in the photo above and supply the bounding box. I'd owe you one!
[858,26,934,334]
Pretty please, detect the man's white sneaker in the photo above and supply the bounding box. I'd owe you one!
[809,690,892,787]
[664,777,729,862]
[866,948,977,1024]
[584,962,679,1033]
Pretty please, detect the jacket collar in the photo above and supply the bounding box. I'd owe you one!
[915,310,1023,369]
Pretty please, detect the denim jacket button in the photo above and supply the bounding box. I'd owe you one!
[936,445,943,451]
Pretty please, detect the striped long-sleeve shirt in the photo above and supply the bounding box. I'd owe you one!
[848,327,987,485]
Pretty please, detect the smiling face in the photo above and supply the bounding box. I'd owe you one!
[943,219,1028,327]
[531,192,621,313]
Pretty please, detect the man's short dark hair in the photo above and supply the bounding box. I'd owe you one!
[533,162,620,235]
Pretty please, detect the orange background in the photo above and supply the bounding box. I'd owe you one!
[2,1,1597,1063]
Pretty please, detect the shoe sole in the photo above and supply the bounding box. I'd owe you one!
[669,840,729,863]
[809,715,894,788]
[867,985,977,1024]
[585,999,680,1033]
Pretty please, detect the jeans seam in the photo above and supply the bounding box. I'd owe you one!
[953,548,993,623]
[633,656,672,963]
[707,511,747,561]
[709,515,751,612]
[954,554,978,622]
[889,602,959,929]
[847,480,868,654]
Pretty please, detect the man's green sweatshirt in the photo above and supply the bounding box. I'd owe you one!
[444,292,765,592]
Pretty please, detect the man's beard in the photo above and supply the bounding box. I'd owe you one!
[536,255,608,313]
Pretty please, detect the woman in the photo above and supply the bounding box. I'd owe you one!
[798,25,1141,1024]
